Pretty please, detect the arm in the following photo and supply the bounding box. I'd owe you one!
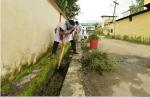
[65,27,75,35]
[59,27,65,42]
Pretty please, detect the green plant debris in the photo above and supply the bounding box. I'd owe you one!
[81,49,117,73]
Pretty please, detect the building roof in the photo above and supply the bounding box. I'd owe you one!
[145,3,150,9]
[48,0,66,18]
[116,8,149,22]
[115,3,150,22]
[101,15,117,17]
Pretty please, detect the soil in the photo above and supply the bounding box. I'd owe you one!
[82,38,150,96]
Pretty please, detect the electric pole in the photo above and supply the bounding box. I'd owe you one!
[112,0,119,36]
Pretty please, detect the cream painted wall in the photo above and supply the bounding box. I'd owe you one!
[0,0,2,77]
[105,11,150,38]
[1,0,65,80]
[145,0,150,4]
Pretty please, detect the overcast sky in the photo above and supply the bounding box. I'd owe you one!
[76,0,136,23]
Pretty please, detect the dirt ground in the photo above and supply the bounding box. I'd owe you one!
[82,38,150,96]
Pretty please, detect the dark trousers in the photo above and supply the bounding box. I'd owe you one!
[52,39,76,55]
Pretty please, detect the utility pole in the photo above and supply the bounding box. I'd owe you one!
[112,0,119,36]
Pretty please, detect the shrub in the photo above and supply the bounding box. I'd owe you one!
[106,34,150,45]
[115,35,122,40]
[123,35,129,41]
[106,33,110,37]
[88,33,100,40]
[81,50,116,73]
[95,27,104,36]
[81,40,90,52]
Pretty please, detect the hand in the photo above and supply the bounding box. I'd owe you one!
[70,28,75,34]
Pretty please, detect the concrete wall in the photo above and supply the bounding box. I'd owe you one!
[1,0,65,80]
[145,0,150,4]
[101,16,114,28]
[0,0,2,75]
[104,11,150,38]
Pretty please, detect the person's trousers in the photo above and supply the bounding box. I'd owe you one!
[52,40,77,55]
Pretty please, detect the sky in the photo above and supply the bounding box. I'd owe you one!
[76,0,136,23]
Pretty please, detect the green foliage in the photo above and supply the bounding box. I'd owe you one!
[95,27,104,36]
[55,0,80,19]
[106,33,110,37]
[81,40,90,52]
[129,0,144,14]
[1,83,11,94]
[123,35,130,41]
[81,50,116,73]
[1,45,71,96]
[20,45,70,96]
[106,34,150,45]
[115,35,122,40]
[88,33,100,40]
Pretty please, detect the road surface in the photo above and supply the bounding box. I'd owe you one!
[83,38,150,96]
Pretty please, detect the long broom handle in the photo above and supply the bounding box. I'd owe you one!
[57,28,75,69]
[57,42,65,69]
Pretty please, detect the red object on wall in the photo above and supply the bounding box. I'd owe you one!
[90,39,99,49]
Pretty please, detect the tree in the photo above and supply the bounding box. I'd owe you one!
[55,0,80,19]
[129,0,144,14]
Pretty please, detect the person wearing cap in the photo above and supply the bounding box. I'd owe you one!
[51,20,78,56]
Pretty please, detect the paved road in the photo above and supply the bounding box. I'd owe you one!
[100,38,150,58]
[83,38,150,96]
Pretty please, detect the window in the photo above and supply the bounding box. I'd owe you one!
[129,16,132,22]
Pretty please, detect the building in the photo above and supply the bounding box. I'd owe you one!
[101,15,117,28]
[145,0,150,4]
[103,0,150,38]
[1,0,66,80]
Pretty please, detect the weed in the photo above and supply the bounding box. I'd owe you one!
[107,34,150,45]
[81,50,116,73]
[1,45,71,96]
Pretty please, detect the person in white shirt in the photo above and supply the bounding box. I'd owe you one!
[82,26,87,39]
[51,20,78,56]
[75,21,83,41]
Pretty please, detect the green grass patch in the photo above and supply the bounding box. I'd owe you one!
[20,44,70,96]
[106,34,150,45]
[1,44,70,96]
[1,83,11,94]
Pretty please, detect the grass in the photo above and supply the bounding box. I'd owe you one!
[106,34,150,45]
[81,40,117,74]
[81,49,116,73]
[1,44,70,96]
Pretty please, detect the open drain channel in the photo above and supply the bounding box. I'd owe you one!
[38,51,73,96]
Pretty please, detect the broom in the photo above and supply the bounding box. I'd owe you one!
[57,28,75,69]
[57,41,65,69]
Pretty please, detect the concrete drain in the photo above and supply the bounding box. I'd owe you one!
[38,52,72,96]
